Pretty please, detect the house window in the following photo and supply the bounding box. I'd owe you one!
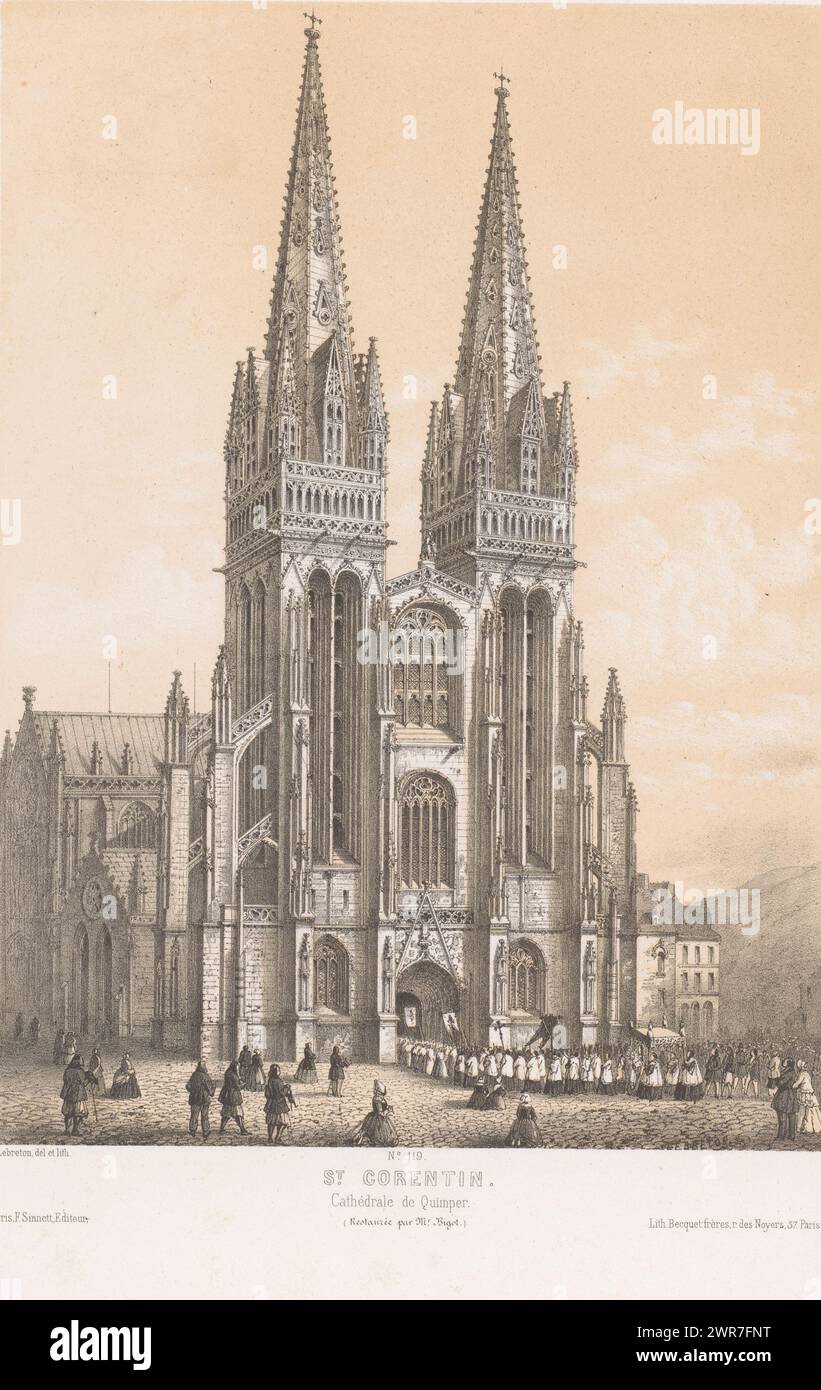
[708,946,715,964]
[656,948,666,977]
[681,945,688,965]
[682,972,688,994]
[694,946,701,965]
[693,972,701,994]
[708,972,715,992]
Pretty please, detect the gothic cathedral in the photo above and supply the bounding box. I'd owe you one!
[2,23,701,1062]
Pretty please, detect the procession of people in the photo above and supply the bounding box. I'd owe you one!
[396,1029,821,1144]
[28,1017,821,1145]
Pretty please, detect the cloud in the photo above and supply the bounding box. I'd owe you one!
[576,325,697,401]
[585,363,819,503]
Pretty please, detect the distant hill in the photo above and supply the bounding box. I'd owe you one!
[717,864,821,1034]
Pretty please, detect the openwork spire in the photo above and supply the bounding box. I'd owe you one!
[264,19,358,463]
[454,77,544,455]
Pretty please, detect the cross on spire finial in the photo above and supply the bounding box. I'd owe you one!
[304,10,322,39]
[494,68,510,97]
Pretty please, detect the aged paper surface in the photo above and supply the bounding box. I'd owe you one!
[0,0,818,1300]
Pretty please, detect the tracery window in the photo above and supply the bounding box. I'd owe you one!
[114,802,156,850]
[509,944,542,1013]
[399,774,454,889]
[314,937,350,1012]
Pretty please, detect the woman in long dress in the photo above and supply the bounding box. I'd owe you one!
[245,1049,266,1092]
[352,1080,398,1147]
[294,1044,318,1084]
[483,1078,507,1111]
[793,1060,821,1134]
[110,1053,141,1100]
[467,1076,489,1110]
[505,1092,542,1148]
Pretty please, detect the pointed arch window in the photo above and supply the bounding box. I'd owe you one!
[114,802,156,850]
[393,608,457,733]
[315,937,350,1012]
[509,944,543,1013]
[323,359,345,466]
[399,773,455,889]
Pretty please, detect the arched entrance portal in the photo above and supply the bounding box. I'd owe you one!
[396,960,459,1044]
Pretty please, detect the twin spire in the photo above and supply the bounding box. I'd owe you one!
[229,21,575,523]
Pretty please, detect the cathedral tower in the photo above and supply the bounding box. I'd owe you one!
[200,17,388,1060]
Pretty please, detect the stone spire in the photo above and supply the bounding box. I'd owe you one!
[211,646,232,747]
[554,380,578,499]
[602,668,626,763]
[356,337,387,471]
[263,18,359,465]
[453,74,546,490]
[164,671,189,765]
[0,730,13,787]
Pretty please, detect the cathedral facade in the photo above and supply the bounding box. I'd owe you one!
[0,24,717,1061]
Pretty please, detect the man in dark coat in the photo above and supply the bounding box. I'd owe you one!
[218,1061,247,1134]
[328,1046,349,1097]
[53,1028,66,1065]
[14,1012,24,1040]
[264,1064,296,1144]
[28,1015,40,1045]
[237,1044,253,1088]
[772,1059,799,1140]
[60,1055,98,1136]
[186,1061,216,1138]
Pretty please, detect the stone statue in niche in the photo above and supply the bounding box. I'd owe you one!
[582,940,596,1015]
[381,936,394,1014]
[494,938,508,1014]
[298,933,311,1011]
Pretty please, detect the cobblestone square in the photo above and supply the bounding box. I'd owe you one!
[0,1042,815,1150]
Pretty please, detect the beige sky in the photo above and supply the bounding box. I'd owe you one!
[1,1,819,890]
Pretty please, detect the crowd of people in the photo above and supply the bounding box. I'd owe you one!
[397,1032,821,1140]
[34,1020,821,1145]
